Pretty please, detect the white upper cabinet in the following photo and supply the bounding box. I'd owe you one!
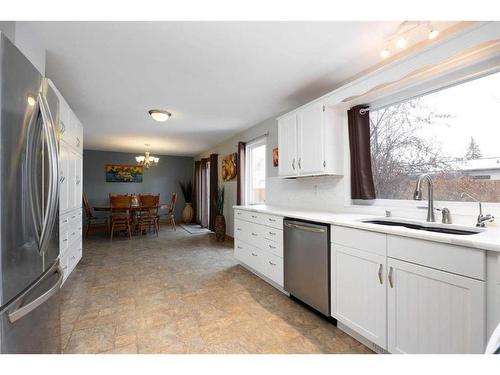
[278,113,298,177]
[277,101,343,177]
[297,102,325,175]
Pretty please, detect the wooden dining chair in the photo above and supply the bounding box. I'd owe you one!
[136,194,160,236]
[109,194,132,241]
[159,192,177,231]
[82,193,109,238]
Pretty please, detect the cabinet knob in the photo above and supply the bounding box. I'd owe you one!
[251,252,258,257]
[269,261,276,266]
[269,231,276,236]
[251,232,257,236]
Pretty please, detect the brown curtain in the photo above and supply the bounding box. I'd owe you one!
[200,158,209,228]
[237,141,246,205]
[193,161,201,224]
[348,105,376,200]
[209,153,218,231]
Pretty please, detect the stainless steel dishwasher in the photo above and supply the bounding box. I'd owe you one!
[284,218,331,316]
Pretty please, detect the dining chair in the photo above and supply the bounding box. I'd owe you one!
[137,194,160,236]
[109,194,133,241]
[82,192,109,238]
[159,192,177,231]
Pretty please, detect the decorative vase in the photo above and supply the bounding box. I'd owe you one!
[182,203,194,223]
[215,215,226,241]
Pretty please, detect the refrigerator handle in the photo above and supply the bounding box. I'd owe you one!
[25,98,44,251]
[37,93,59,255]
[7,263,63,323]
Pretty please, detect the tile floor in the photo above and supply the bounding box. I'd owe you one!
[60,228,372,354]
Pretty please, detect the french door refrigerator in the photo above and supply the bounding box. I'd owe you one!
[0,34,62,353]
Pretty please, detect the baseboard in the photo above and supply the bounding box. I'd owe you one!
[225,234,234,241]
[336,322,388,354]
[238,261,289,295]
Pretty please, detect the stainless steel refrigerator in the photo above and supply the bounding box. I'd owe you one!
[0,33,62,353]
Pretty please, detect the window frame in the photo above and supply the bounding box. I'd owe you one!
[350,65,500,214]
[245,137,267,205]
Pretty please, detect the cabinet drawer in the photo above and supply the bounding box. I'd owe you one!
[68,246,82,273]
[262,251,283,286]
[387,235,486,280]
[261,237,283,258]
[234,240,283,286]
[234,209,283,230]
[332,225,386,256]
[235,219,283,247]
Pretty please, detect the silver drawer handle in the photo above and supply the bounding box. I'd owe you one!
[237,246,242,249]
[237,228,242,231]
[378,264,383,285]
[237,212,241,215]
[269,261,276,266]
[71,232,76,235]
[268,218,276,222]
[268,231,276,235]
[71,255,76,260]
[268,244,276,249]
[388,266,394,288]
[251,215,258,219]
[63,219,68,223]
[63,239,68,242]
[251,232,257,236]
[60,175,65,183]
[251,252,258,257]
[71,216,76,219]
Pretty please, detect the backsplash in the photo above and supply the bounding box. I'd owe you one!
[266,175,346,211]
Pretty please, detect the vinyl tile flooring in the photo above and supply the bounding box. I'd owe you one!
[60,227,372,354]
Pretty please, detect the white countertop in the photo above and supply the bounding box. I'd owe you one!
[234,204,500,253]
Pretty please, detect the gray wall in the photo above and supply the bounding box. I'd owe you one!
[83,150,193,221]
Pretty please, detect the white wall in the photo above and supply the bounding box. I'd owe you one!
[0,21,16,42]
[0,22,46,74]
[13,22,46,74]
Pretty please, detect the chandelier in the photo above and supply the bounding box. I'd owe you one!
[135,144,159,168]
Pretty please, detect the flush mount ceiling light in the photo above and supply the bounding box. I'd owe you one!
[428,27,440,40]
[148,109,171,122]
[380,47,390,59]
[396,37,408,49]
[136,144,159,168]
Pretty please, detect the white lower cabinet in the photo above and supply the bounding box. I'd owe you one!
[234,210,284,288]
[387,258,485,354]
[331,224,486,354]
[60,209,83,284]
[332,244,387,348]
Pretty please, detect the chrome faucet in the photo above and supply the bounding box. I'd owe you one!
[460,192,495,227]
[413,174,435,222]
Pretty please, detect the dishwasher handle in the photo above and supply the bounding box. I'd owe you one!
[285,221,326,233]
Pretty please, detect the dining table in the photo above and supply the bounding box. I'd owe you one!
[93,203,171,211]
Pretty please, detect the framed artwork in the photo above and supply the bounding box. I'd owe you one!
[106,164,144,183]
[221,152,237,181]
[272,147,279,167]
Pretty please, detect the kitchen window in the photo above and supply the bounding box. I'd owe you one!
[245,138,266,204]
[368,70,500,203]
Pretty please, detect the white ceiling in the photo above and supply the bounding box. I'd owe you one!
[19,21,457,156]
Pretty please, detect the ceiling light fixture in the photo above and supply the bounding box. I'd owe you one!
[148,109,171,122]
[136,144,159,168]
[380,47,390,59]
[396,37,407,49]
[428,28,440,40]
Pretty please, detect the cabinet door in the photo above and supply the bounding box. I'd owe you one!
[67,149,77,210]
[59,143,70,213]
[278,114,297,176]
[297,102,325,175]
[387,258,485,354]
[74,152,83,209]
[333,244,387,348]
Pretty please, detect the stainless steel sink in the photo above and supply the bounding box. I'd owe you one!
[360,218,484,235]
